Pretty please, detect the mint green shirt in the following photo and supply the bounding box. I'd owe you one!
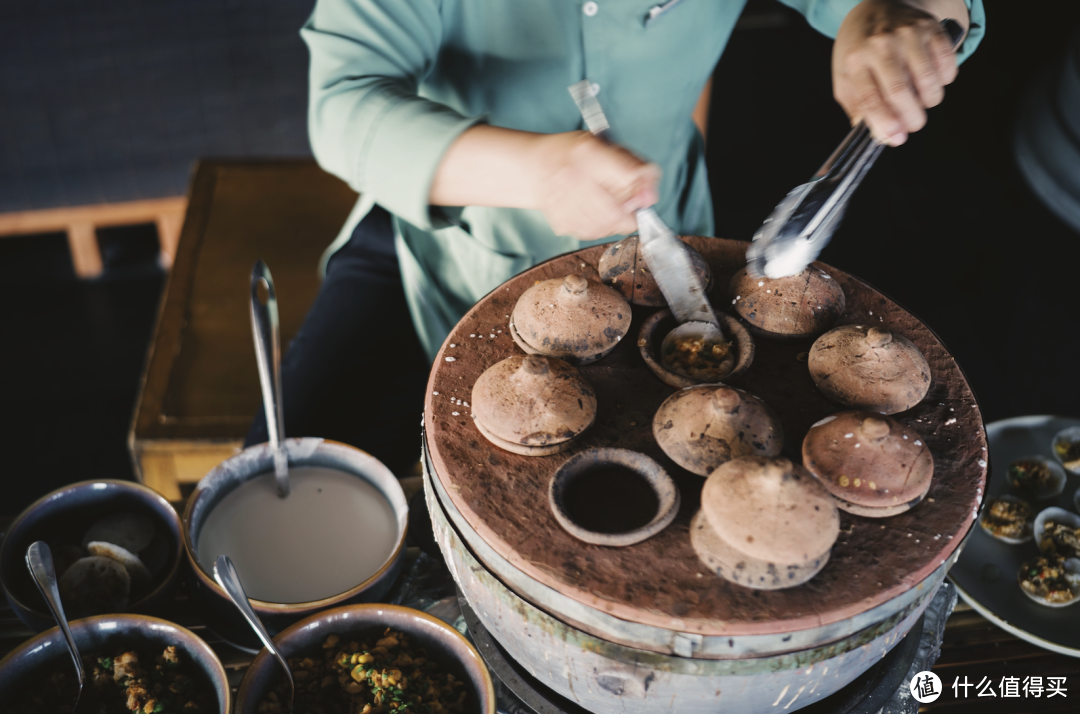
[303,0,984,360]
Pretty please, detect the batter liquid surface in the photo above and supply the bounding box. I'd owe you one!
[197,466,397,603]
[425,238,988,636]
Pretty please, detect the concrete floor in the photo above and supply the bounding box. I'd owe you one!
[2,0,1079,512]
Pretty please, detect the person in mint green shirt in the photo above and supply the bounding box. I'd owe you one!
[245,0,984,476]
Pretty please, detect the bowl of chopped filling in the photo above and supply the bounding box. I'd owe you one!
[979,496,1036,544]
[235,603,496,714]
[1034,508,1080,560]
[1006,456,1066,501]
[638,309,754,389]
[1052,426,1080,476]
[1017,556,1080,607]
[0,613,229,713]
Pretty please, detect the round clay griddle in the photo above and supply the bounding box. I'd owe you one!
[424,238,986,637]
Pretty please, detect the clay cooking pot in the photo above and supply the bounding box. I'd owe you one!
[597,234,712,306]
[729,266,845,339]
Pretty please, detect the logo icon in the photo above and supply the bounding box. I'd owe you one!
[911,671,942,703]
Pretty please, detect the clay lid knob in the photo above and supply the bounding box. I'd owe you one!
[866,327,893,347]
[561,274,589,299]
[710,387,742,414]
[520,355,550,376]
[861,416,891,441]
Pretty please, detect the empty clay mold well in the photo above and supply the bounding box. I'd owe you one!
[638,310,754,388]
[548,448,679,547]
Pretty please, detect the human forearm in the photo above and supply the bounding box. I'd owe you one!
[430,127,660,240]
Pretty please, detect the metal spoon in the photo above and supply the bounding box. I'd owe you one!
[213,554,294,712]
[251,260,290,497]
[26,541,85,712]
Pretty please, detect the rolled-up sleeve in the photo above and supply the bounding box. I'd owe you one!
[301,0,483,229]
[777,0,985,64]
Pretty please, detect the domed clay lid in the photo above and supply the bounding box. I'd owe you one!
[701,456,839,565]
[802,412,933,516]
[807,325,931,414]
[653,386,783,476]
[729,266,845,338]
[471,354,597,454]
[597,235,712,307]
[511,274,632,364]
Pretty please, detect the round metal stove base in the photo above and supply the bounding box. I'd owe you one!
[460,595,925,714]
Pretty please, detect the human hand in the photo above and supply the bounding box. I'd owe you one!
[832,0,968,146]
[533,132,660,241]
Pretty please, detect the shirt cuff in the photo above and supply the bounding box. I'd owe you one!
[361,99,484,231]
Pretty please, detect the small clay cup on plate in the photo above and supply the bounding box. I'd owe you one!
[1034,507,1080,560]
[728,266,845,339]
[548,448,680,547]
[1006,455,1067,501]
[471,354,597,456]
[0,480,183,632]
[808,325,931,414]
[597,234,712,306]
[1017,557,1080,608]
[510,274,631,364]
[979,495,1035,544]
[691,456,839,590]
[802,412,934,518]
[638,309,754,388]
[1052,426,1080,475]
[0,613,230,713]
[653,385,783,476]
[235,603,496,714]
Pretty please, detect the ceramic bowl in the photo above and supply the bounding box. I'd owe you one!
[1052,426,1080,476]
[638,309,754,389]
[234,603,496,714]
[1007,455,1067,501]
[183,438,409,652]
[0,613,230,712]
[978,495,1035,544]
[1034,507,1080,559]
[1017,557,1080,609]
[0,480,184,632]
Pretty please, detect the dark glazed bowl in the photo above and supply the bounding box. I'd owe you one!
[0,614,230,713]
[638,309,755,388]
[0,480,184,632]
[235,603,496,714]
[182,438,409,651]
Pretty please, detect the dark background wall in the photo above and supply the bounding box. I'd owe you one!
[1,0,1079,511]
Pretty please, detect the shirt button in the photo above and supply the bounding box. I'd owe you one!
[590,82,601,96]
[583,2,598,17]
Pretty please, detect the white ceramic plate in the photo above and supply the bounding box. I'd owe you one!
[949,415,1080,657]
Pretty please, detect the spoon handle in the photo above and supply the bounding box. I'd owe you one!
[213,555,295,694]
[250,260,290,497]
[26,542,85,688]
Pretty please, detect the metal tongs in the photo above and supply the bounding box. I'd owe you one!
[746,18,965,279]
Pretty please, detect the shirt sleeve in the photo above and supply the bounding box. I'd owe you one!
[301,0,483,230]
[776,0,985,64]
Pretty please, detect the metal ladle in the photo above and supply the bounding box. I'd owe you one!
[214,554,294,713]
[26,541,86,712]
[251,260,290,498]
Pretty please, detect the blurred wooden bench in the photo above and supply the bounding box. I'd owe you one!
[129,159,358,500]
[0,197,187,277]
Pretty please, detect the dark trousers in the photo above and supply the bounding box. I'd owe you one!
[244,206,430,476]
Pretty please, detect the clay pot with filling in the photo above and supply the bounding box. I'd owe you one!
[691,456,839,590]
[728,266,845,339]
[510,274,631,364]
[808,325,931,414]
[638,310,755,388]
[597,235,712,307]
[471,354,597,456]
[802,412,934,517]
[653,385,783,476]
